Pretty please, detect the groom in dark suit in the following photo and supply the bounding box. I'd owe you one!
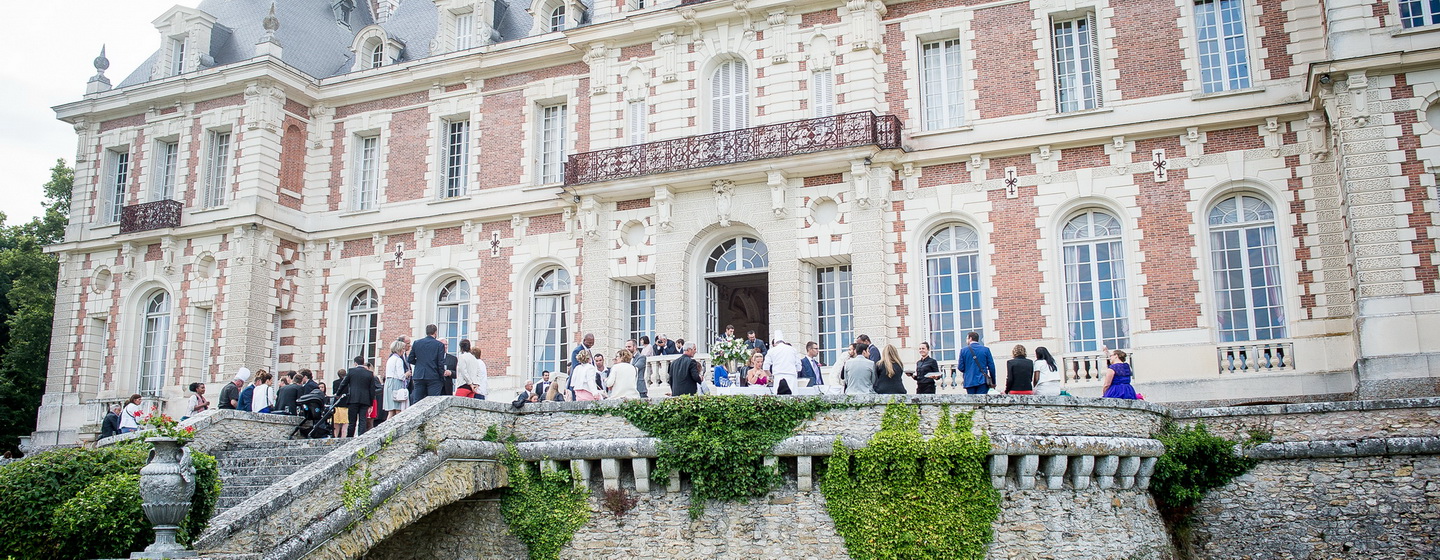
[408,324,447,403]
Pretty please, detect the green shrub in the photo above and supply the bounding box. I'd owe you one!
[500,445,590,560]
[821,402,1000,560]
[1150,422,1256,511]
[593,395,834,517]
[0,442,148,558]
[0,442,222,560]
[52,473,149,559]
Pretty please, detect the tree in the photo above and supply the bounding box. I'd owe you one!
[0,159,71,454]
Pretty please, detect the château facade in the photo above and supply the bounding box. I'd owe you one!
[31,0,1440,445]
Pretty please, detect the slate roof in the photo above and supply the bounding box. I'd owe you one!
[116,0,558,88]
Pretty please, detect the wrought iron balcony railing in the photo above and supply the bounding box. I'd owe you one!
[564,111,904,186]
[120,199,182,234]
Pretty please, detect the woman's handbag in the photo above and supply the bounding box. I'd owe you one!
[392,387,409,402]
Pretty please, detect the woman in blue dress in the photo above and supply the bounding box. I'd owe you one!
[1100,348,1138,399]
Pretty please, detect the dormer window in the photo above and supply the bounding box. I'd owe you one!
[455,11,475,50]
[370,43,385,68]
[332,0,355,25]
[168,37,186,76]
[351,26,403,72]
[549,5,566,32]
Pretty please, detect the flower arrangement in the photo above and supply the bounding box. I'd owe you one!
[711,336,752,366]
[139,408,196,443]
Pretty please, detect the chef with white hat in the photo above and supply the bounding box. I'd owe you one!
[762,331,803,395]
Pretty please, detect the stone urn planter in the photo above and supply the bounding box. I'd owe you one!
[133,437,198,559]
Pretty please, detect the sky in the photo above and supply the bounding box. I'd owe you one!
[0,1,194,226]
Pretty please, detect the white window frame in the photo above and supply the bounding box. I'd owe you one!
[1052,13,1102,113]
[710,59,750,132]
[813,69,836,117]
[549,5,567,32]
[815,265,853,366]
[139,291,171,397]
[169,37,186,76]
[199,307,214,381]
[627,100,647,145]
[353,135,380,211]
[921,38,964,130]
[370,43,385,68]
[628,283,656,344]
[203,130,230,209]
[1399,0,1440,28]
[455,11,476,50]
[1208,195,1287,342]
[1194,0,1252,94]
[101,148,129,224]
[346,288,380,366]
[153,140,179,202]
[1061,210,1131,353]
[538,103,568,184]
[923,225,984,363]
[437,278,471,355]
[442,119,471,198]
[531,268,572,380]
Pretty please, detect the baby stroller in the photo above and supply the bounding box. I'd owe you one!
[292,390,345,439]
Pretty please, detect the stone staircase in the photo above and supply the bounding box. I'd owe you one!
[213,438,349,514]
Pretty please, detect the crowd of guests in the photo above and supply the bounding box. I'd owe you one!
[100,323,1142,441]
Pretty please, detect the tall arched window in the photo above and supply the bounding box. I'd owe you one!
[139,291,172,396]
[1061,210,1130,352]
[436,279,470,355]
[1208,194,1286,342]
[531,268,572,380]
[369,43,384,68]
[549,5,567,32]
[924,225,983,362]
[346,288,379,365]
[710,60,750,132]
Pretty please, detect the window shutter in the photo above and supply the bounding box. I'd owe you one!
[711,63,726,131]
[628,101,646,144]
[1088,12,1102,108]
[734,61,749,129]
[814,70,835,117]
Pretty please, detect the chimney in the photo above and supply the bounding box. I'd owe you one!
[374,0,399,24]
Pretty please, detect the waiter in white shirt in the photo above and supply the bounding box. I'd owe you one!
[762,330,803,395]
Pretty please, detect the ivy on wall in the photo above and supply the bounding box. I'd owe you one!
[595,395,835,517]
[500,445,591,560]
[821,402,1000,560]
[1150,421,1257,557]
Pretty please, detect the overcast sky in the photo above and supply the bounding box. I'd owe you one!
[0,1,193,226]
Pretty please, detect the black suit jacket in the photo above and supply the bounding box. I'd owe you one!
[100,412,121,439]
[409,336,447,381]
[799,356,823,384]
[654,340,679,355]
[668,355,702,395]
[274,383,302,414]
[338,366,376,405]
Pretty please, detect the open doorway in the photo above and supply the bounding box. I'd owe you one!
[701,235,770,351]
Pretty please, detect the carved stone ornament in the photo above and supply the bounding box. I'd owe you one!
[767,171,787,216]
[133,438,198,558]
[654,187,674,232]
[714,180,735,227]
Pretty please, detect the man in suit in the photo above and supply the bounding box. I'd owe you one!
[535,371,553,400]
[745,330,769,355]
[274,372,303,415]
[444,352,458,396]
[799,341,825,387]
[667,342,703,396]
[653,334,679,355]
[99,405,122,440]
[337,356,377,437]
[409,324,448,403]
[958,331,997,395]
[857,334,882,362]
[512,381,540,408]
[299,369,320,394]
[626,339,648,398]
[570,332,595,372]
[218,368,249,410]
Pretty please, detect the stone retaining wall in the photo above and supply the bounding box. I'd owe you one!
[98,409,302,453]
[1173,397,1440,443]
[364,479,1171,560]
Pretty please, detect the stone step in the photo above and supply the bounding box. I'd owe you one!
[215,445,341,460]
[216,454,333,469]
[224,438,348,451]
[219,474,298,489]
